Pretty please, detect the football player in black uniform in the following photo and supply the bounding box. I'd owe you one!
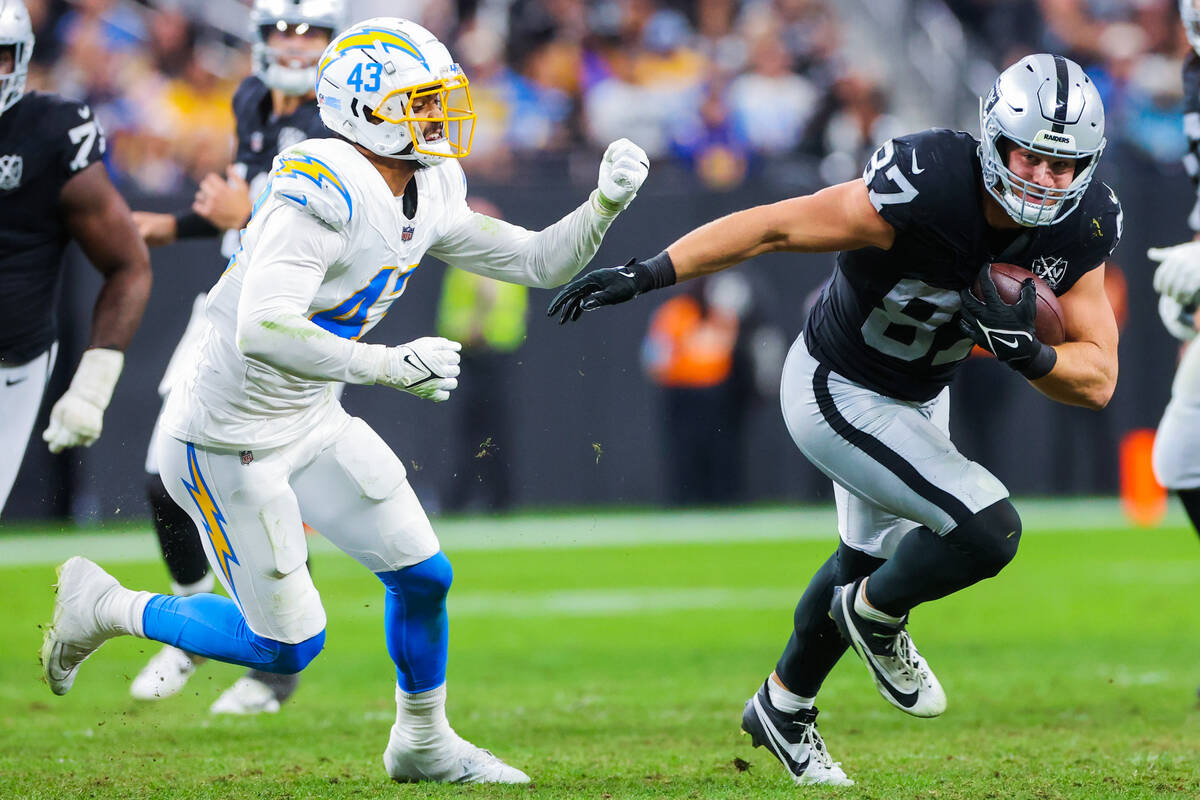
[127,0,342,715]
[0,0,150,516]
[550,53,1121,784]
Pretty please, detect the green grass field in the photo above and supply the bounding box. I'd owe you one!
[0,502,1197,799]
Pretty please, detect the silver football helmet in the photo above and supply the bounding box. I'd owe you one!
[0,0,32,117]
[251,0,345,95]
[1183,0,1200,54]
[979,54,1105,227]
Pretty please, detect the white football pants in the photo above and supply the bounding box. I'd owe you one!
[155,405,439,643]
[1153,339,1200,490]
[781,336,1009,558]
[0,344,57,515]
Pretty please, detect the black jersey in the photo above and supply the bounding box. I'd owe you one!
[1182,54,1200,230]
[804,128,1122,402]
[0,91,106,365]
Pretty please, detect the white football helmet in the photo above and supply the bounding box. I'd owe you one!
[979,53,1105,227]
[1183,0,1200,54]
[0,0,32,117]
[316,18,475,165]
[251,0,345,96]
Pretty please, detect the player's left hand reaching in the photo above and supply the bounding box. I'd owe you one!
[547,254,677,324]
[43,348,124,453]
[193,166,252,231]
[958,265,1057,379]
[1149,240,1200,305]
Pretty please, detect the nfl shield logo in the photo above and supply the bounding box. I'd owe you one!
[240,450,254,466]
[402,225,414,242]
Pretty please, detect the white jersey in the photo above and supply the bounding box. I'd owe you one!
[161,136,622,450]
[161,138,471,449]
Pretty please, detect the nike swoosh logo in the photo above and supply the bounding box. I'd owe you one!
[617,270,636,279]
[5,376,27,386]
[279,192,308,206]
[911,150,924,174]
[840,591,920,709]
[754,698,810,776]
[993,335,1021,348]
[403,353,438,388]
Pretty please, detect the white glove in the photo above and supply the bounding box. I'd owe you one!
[1149,240,1200,304]
[378,337,461,402]
[43,348,124,453]
[594,138,649,214]
[1158,295,1198,342]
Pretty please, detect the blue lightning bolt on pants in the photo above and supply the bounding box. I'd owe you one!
[149,416,452,680]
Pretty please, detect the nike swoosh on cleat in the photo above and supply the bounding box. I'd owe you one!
[753,698,810,777]
[841,592,920,709]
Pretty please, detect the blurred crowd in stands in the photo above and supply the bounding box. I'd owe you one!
[23,0,1200,195]
[948,0,1194,166]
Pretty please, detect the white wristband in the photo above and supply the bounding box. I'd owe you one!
[70,348,124,410]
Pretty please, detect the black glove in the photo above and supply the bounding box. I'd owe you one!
[958,265,1057,379]
[547,252,676,324]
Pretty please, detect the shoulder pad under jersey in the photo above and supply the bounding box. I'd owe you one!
[269,142,355,230]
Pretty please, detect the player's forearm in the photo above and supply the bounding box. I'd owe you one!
[665,204,785,281]
[89,260,151,350]
[436,192,618,288]
[1029,341,1117,410]
[237,310,385,385]
[666,183,893,281]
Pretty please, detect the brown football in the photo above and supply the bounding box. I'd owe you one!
[972,262,1066,346]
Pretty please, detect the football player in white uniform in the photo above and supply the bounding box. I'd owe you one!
[40,18,648,784]
[1150,0,1200,548]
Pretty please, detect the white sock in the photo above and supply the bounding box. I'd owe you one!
[393,683,453,749]
[855,579,905,626]
[95,586,155,638]
[171,573,215,597]
[767,675,814,713]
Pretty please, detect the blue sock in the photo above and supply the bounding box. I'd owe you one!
[141,594,324,674]
[377,552,452,693]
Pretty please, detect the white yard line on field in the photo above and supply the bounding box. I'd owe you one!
[0,498,1180,568]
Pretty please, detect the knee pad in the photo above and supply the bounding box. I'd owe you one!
[378,551,453,604]
[254,629,326,674]
[946,499,1022,579]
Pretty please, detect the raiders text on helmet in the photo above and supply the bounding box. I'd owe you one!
[315,18,475,165]
[251,0,345,96]
[979,53,1106,227]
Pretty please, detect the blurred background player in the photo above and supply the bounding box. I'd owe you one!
[41,17,648,785]
[1150,0,1200,545]
[0,0,149,516]
[550,54,1121,785]
[127,0,344,714]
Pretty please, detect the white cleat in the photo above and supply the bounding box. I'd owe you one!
[41,557,122,696]
[384,729,530,784]
[210,676,281,715]
[131,645,202,700]
[830,580,946,718]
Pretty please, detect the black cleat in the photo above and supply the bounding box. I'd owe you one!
[740,680,852,786]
